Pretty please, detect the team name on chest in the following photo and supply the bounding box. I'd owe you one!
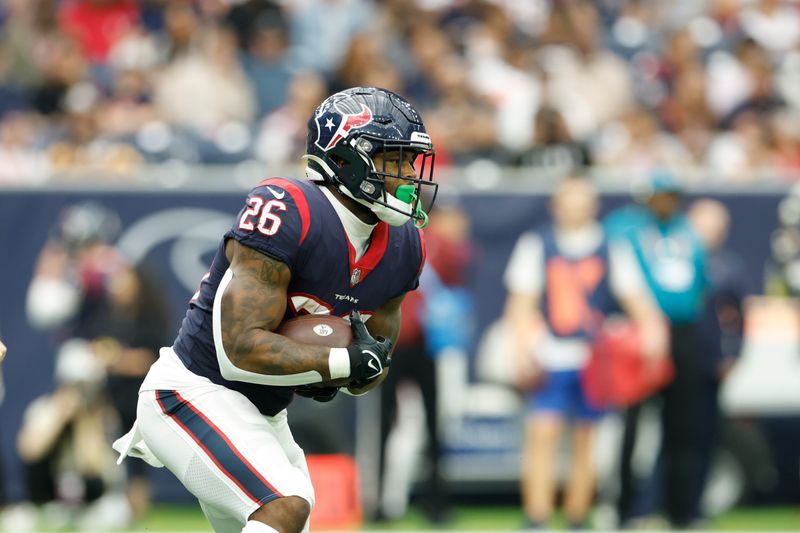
[335,293,359,304]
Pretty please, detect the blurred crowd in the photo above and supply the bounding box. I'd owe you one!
[0,0,800,184]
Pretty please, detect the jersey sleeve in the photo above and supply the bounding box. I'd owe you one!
[225,179,311,269]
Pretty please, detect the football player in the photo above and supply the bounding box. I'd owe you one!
[114,87,437,533]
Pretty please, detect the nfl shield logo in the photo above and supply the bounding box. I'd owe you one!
[350,268,361,286]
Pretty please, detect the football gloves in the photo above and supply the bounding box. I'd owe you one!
[347,310,392,385]
[294,385,339,403]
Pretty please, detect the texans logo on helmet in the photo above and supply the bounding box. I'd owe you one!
[315,104,373,152]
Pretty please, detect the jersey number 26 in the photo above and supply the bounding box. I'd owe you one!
[238,197,287,236]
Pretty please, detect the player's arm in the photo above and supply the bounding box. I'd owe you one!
[501,232,547,390]
[343,294,404,395]
[216,239,347,385]
[610,242,669,360]
[366,294,404,348]
[217,240,392,387]
[503,290,546,390]
[617,291,668,361]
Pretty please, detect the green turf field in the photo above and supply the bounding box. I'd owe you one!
[121,504,800,532]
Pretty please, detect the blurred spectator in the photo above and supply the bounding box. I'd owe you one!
[283,0,377,76]
[605,170,708,529]
[739,0,800,60]
[689,196,747,390]
[46,85,144,179]
[705,110,772,183]
[238,9,293,118]
[668,198,748,526]
[94,68,158,138]
[722,47,784,131]
[462,15,541,156]
[769,109,800,176]
[1,0,62,93]
[502,177,666,530]
[422,55,498,165]
[0,112,50,184]
[403,21,455,109]
[513,105,591,174]
[153,25,256,139]
[58,0,139,65]
[538,0,634,141]
[26,202,124,335]
[657,60,716,165]
[160,1,201,62]
[31,33,88,116]
[334,31,391,94]
[254,70,327,167]
[107,23,162,73]
[593,106,693,175]
[225,0,285,52]
[376,202,474,524]
[713,35,784,135]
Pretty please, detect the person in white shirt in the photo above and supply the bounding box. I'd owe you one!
[502,177,666,529]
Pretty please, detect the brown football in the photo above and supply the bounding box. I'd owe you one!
[276,314,353,387]
[276,314,352,348]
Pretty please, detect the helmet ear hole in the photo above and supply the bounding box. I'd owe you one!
[325,143,381,201]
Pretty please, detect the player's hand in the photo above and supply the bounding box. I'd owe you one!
[346,310,392,384]
[294,385,338,403]
[0,340,6,363]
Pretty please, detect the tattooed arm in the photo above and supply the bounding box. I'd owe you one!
[214,239,346,386]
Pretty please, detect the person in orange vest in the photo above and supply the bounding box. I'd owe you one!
[503,176,666,529]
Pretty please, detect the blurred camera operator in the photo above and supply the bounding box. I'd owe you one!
[24,201,171,524]
[16,339,124,527]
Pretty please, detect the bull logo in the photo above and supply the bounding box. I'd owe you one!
[315,104,373,152]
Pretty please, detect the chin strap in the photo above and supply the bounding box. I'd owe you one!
[395,184,429,229]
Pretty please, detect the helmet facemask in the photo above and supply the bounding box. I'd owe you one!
[353,134,437,228]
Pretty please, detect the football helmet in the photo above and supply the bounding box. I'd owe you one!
[303,87,437,228]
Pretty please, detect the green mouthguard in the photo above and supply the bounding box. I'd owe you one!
[395,184,428,228]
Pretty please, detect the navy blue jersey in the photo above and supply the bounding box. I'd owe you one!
[172,177,425,415]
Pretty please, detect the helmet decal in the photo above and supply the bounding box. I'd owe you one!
[314,103,374,152]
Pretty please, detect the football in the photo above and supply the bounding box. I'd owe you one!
[276,314,352,348]
[276,314,353,388]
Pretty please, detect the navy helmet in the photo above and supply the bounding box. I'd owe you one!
[304,87,437,227]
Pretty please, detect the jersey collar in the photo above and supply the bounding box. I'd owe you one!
[319,185,390,287]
